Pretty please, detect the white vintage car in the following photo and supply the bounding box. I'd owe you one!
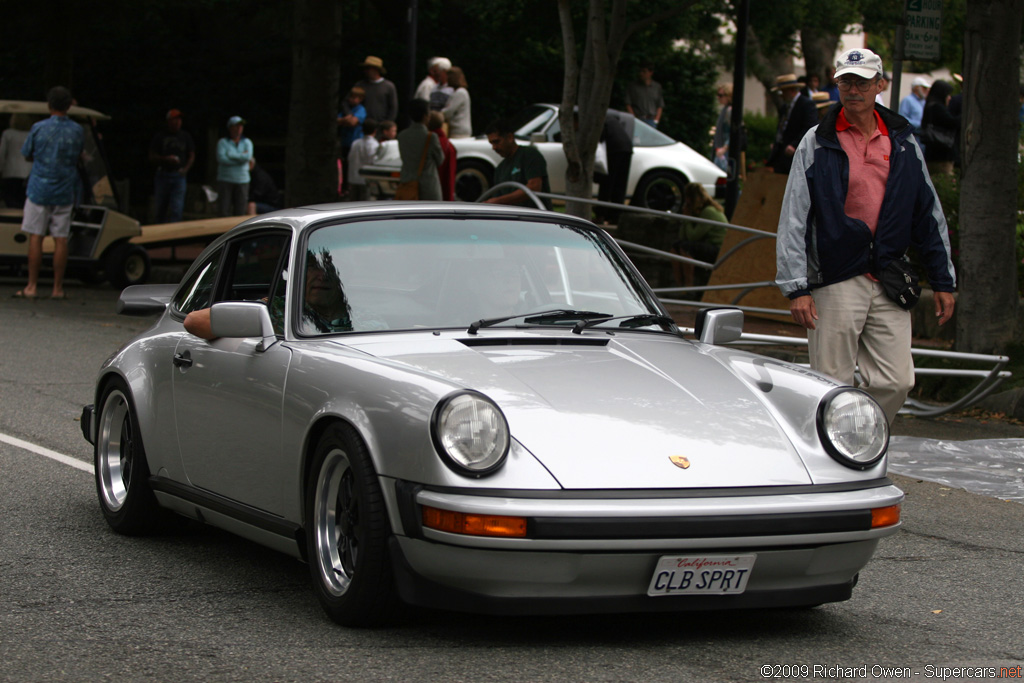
[361,104,727,212]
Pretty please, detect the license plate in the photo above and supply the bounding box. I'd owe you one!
[647,554,756,596]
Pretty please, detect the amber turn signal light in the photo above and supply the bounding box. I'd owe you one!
[422,506,527,538]
[870,504,901,528]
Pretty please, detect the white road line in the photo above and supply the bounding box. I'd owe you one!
[0,432,92,473]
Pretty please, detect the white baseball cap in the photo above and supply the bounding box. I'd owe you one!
[912,76,931,88]
[834,48,884,80]
[429,57,452,71]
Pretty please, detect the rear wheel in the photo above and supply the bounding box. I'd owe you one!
[104,243,151,289]
[306,423,397,626]
[95,378,160,535]
[455,160,493,202]
[632,170,687,213]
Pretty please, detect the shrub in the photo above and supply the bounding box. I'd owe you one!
[742,111,777,170]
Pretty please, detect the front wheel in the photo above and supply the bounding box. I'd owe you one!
[306,423,398,626]
[95,378,160,535]
[632,170,687,213]
[455,160,493,202]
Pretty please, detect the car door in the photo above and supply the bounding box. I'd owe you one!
[172,230,292,515]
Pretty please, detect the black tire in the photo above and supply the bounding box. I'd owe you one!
[94,378,161,535]
[632,170,687,213]
[104,242,151,289]
[455,159,493,202]
[306,423,398,626]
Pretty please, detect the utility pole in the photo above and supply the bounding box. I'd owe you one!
[725,0,748,219]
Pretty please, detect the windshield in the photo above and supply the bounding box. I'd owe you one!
[508,105,557,139]
[298,217,661,335]
[632,118,677,147]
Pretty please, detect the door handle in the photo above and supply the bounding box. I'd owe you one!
[173,351,193,368]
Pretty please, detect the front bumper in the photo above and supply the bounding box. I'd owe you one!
[390,535,869,614]
[385,478,903,614]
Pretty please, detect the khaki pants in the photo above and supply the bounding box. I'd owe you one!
[808,276,914,423]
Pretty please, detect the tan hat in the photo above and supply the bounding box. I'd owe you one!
[811,92,832,109]
[772,74,803,91]
[360,55,386,74]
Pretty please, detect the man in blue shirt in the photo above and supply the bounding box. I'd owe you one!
[898,77,930,133]
[16,86,85,299]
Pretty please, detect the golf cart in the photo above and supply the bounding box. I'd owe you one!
[0,100,150,288]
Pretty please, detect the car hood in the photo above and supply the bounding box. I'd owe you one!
[344,334,811,489]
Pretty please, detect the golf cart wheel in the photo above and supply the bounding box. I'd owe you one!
[105,243,151,289]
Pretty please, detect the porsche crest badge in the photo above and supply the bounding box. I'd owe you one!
[669,456,691,469]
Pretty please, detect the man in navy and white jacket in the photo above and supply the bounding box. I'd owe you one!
[775,48,956,423]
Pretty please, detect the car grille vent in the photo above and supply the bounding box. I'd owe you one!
[459,337,609,348]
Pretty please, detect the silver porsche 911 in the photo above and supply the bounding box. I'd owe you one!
[82,202,902,626]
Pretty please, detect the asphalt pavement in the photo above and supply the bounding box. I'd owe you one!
[1,274,1023,681]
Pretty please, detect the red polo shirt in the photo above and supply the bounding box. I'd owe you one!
[836,108,890,236]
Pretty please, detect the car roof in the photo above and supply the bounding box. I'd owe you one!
[221,201,589,236]
[0,100,110,121]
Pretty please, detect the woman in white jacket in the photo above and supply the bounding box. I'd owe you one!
[443,67,472,139]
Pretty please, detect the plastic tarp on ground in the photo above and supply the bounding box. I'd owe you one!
[889,437,1024,502]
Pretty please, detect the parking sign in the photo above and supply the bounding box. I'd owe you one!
[904,0,942,61]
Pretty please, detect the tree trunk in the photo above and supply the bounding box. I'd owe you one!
[956,0,1023,353]
[557,0,695,219]
[799,26,839,86]
[285,0,342,208]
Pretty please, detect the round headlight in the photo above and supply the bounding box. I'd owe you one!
[432,392,510,477]
[817,388,889,469]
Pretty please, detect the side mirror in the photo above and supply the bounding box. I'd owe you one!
[117,284,178,316]
[530,132,547,144]
[210,301,277,350]
[695,307,743,345]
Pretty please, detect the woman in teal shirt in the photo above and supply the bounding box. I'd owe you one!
[216,115,254,216]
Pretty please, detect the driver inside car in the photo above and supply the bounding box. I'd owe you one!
[184,250,385,339]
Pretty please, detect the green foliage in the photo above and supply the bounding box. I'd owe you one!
[614,48,720,151]
[929,155,1024,299]
[741,111,778,168]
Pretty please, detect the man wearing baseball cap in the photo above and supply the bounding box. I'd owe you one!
[775,48,956,423]
[899,76,930,133]
[148,108,195,223]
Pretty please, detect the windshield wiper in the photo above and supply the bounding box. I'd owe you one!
[467,309,612,335]
[571,314,676,334]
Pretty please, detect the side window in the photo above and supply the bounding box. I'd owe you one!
[172,249,222,314]
[224,232,290,335]
[224,234,289,303]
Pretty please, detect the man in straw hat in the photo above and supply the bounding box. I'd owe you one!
[354,55,398,123]
[775,48,956,424]
[811,91,833,121]
[765,73,818,174]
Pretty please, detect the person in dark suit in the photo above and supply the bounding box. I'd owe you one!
[595,110,634,224]
[765,74,819,174]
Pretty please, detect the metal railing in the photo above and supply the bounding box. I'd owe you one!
[476,182,1012,417]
